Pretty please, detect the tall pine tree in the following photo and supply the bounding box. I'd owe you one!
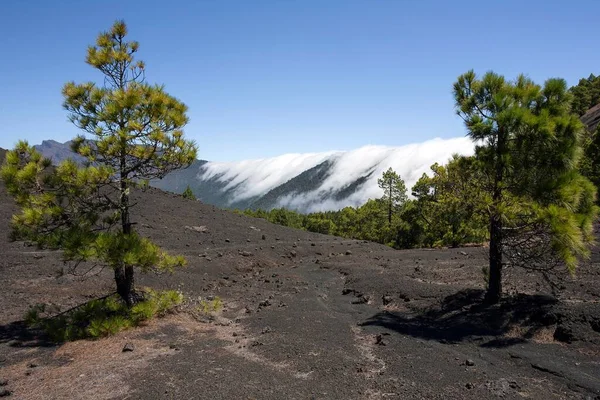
[454,71,597,303]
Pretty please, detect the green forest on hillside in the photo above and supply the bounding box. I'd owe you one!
[242,74,600,256]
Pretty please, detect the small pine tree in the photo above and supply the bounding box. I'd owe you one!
[1,21,197,306]
[182,185,196,200]
[377,167,408,225]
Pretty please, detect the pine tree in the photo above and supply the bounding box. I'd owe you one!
[182,185,196,200]
[1,21,197,306]
[412,155,488,248]
[569,73,600,116]
[454,71,597,303]
[377,168,408,226]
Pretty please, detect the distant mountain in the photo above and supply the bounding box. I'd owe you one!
[165,138,474,212]
[33,140,86,164]
[25,137,474,212]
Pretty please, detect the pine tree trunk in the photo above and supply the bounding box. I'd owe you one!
[388,184,392,226]
[115,153,137,306]
[115,265,136,307]
[486,127,506,304]
[486,214,502,304]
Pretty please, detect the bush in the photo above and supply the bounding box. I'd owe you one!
[24,289,183,342]
[197,297,223,315]
[182,185,196,200]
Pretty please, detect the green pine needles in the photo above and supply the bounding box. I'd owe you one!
[454,70,598,303]
[24,289,183,342]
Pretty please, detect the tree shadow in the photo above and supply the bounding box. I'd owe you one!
[0,293,118,348]
[0,321,56,348]
[360,289,558,348]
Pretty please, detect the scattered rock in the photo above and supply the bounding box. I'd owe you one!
[259,299,272,308]
[485,378,515,397]
[0,389,12,397]
[185,225,208,233]
[206,257,212,262]
[217,252,223,257]
[225,239,231,243]
[465,383,474,389]
[290,250,297,258]
[375,334,387,346]
[262,326,272,334]
[0,380,7,387]
[27,362,37,368]
[251,341,263,347]
[459,251,468,256]
[554,325,575,343]
[345,250,352,255]
[382,295,393,305]
[352,295,369,305]
[262,234,266,240]
[310,243,316,246]
[465,359,475,366]
[122,343,135,352]
[239,251,253,257]
[246,239,251,242]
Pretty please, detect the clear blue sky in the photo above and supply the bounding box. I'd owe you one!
[1,0,598,161]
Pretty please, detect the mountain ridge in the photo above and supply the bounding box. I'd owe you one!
[21,138,474,212]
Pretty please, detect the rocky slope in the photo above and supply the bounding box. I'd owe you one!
[0,152,599,399]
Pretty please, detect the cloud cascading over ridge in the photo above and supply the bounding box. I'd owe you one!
[198,137,474,212]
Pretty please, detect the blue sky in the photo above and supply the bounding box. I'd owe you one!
[1,0,598,161]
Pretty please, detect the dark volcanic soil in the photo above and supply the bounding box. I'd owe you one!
[1,183,599,399]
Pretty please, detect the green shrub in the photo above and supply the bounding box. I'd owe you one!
[23,289,184,342]
[182,185,196,200]
[197,297,223,315]
[87,315,132,338]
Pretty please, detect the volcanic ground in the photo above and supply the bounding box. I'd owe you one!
[1,183,599,399]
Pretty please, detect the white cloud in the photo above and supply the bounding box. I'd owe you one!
[200,151,339,199]
[198,137,474,211]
